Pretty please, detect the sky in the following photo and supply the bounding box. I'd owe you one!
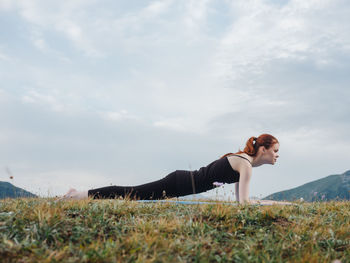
[0,0,349,199]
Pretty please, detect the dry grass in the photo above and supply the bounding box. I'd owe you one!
[0,198,349,262]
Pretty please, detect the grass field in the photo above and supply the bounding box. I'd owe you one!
[0,198,349,262]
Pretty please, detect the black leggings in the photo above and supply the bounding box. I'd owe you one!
[88,170,201,200]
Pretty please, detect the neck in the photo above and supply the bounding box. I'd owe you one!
[241,153,264,167]
[237,152,267,167]
[251,153,266,167]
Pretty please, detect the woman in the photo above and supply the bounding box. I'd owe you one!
[61,134,291,205]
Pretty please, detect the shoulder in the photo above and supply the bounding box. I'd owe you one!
[227,154,252,174]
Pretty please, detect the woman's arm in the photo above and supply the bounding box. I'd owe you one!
[235,183,239,202]
[236,165,293,205]
[238,166,252,204]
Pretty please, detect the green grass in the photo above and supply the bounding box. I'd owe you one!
[0,198,349,262]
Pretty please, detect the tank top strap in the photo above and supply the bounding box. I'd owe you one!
[229,154,252,166]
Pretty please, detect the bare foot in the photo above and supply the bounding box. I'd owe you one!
[57,188,88,201]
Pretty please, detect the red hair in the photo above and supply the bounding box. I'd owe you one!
[221,134,279,159]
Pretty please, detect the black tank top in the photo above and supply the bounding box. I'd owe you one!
[189,156,241,193]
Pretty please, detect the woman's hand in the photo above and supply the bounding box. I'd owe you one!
[254,200,293,205]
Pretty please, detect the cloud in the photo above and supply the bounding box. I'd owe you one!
[214,0,350,81]
[1,0,350,198]
[32,37,47,51]
[0,51,11,61]
[0,94,230,196]
[144,0,173,16]
[0,0,13,10]
[204,0,350,139]
[5,0,176,57]
[55,19,102,57]
[0,46,14,63]
[3,0,101,56]
[184,0,211,38]
[100,110,139,122]
[21,90,65,112]
[153,118,187,132]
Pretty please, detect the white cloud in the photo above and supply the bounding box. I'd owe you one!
[184,0,211,35]
[33,38,47,51]
[144,0,173,16]
[153,118,187,132]
[0,50,12,62]
[6,0,101,56]
[0,0,14,10]
[21,90,64,112]
[55,19,102,57]
[215,0,350,81]
[7,0,176,57]
[100,110,139,122]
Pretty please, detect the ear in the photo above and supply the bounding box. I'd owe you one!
[257,146,265,154]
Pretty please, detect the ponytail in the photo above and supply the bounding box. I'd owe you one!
[221,134,278,158]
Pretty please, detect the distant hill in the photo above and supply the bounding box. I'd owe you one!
[263,170,350,202]
[0,181,37,199]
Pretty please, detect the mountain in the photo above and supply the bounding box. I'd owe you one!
[0,181,37,199]
[263,170,350,202]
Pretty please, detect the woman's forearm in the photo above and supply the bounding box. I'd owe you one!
[235,183,240,202]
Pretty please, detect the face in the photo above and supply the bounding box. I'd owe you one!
[263,143,280,165]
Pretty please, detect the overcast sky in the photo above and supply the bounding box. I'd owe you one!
[1,0,349,199]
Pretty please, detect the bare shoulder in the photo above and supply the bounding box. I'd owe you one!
[226,154,252,174]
